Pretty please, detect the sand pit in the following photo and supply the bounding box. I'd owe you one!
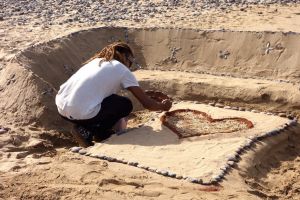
[73,101,292,184]
[1,24,300,199]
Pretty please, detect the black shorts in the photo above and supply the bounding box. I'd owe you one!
[61,94,133,137]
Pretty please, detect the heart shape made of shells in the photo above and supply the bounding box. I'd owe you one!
[160,109,254,138]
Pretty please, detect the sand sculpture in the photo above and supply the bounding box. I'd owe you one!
[1,25,300,199]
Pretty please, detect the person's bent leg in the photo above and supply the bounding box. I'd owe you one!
[86,94,133,140]
[59,114,94,147]
[96,94,133,130]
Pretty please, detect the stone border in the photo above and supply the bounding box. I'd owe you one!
[69,102,298,185]
[150,68,299,86]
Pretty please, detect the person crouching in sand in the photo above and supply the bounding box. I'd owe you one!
[55,42,172,147]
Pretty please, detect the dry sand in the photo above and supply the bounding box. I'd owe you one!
[1,1,300,200]
[87,102,289,183]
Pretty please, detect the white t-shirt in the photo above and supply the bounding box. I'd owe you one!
[55,58,139,120]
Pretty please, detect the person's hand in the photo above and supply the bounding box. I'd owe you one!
[161,99,172,111]
[145,90,171,102]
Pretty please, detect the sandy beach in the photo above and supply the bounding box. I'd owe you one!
[1,1,300,199]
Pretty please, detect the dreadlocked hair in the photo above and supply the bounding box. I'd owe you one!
[85,41,133,64]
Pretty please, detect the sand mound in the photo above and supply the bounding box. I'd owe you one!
[238,125,300,199]
[1,27,300,131]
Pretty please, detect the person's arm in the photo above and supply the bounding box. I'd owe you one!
[127,86,172,111]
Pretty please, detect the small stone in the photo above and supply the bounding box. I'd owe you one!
[227,154,238,162]
[175,175,183,179]
[211,175,222,182]
[78,149,87,155]
[156,169,168,176]
[168,172,176,178]
[224,106,231,109]
[148,167,156,172]
[227,161,235,166]
[187,177,201,183]
[16,151,29,159]
[128,161,138,167]
[219,171,226,177]
[247,136,257,141]
[243,140,253,148]
[96,154,105,159]
[239,107,246,111]
[289,119,298,126]
[208,102,215,106]
[106,157,116,162]
[90,154,98,158]
[138,164,149,170]
[278,113,287,117]
[202,180,211,185]
[220,164,228,171]
[120,159,128,164]
[256,134,267,141]
[268,130,279,136]
[102,156,110,160]
[215,103,224,108]
[69,146,82,153]
[231,107,238,110]
[236,146,244,154]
